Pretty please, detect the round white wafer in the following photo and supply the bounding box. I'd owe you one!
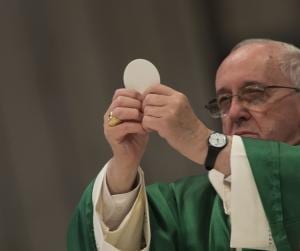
[123,59,160,93]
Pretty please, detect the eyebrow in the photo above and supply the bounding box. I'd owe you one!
[215,87,230,96]
[215,80,266,95]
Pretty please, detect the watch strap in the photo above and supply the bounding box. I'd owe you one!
[205,146,221,170]
[204,132,227,171]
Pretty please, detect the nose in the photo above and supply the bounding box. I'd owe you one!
[228,96,251,120]
[222,97,251,133]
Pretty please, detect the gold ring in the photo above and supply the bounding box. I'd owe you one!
[108,111,122,127]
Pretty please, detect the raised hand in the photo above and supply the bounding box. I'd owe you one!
[142,84,212,164]
[104,88,149,194]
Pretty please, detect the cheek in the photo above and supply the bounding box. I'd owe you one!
[254,110,288,139]
[250,112,272,134]
[258,98,300,138]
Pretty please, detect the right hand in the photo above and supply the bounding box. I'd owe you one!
[104,88,149,194]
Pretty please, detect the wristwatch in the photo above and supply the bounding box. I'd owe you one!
[204,132,228,170]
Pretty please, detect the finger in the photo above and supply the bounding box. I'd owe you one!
[142,83,174,98]
[111,107,143,122]
[106,122,147,142]
[143,105,166,118]
[113,88,143,101]
[104,96,141,124]
[142,93,168,109]
[111,96,143,110]
[142,115,161,133]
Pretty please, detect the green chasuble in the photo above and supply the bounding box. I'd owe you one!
[67,138,300,251]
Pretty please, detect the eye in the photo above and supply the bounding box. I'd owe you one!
[241,86,266,103]
[217,94,232,107]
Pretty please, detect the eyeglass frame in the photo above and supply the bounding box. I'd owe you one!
[205,82,300,118]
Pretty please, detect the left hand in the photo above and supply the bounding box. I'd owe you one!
[142,84,212,164]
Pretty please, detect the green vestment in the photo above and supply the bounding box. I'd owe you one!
[67,138,300,251]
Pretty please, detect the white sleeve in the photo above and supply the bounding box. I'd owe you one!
[92,161,151,251]
[230,136,276,250]
[100,164,141,230]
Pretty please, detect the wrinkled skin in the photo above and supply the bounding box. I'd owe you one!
[217,43,300,145]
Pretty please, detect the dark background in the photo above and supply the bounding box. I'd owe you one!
[1,0,299,250]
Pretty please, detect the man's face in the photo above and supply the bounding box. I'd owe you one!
[216,44,300,145]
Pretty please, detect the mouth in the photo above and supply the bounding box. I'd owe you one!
[233,131,259,137]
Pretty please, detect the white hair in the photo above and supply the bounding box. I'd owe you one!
[232,38,300,89]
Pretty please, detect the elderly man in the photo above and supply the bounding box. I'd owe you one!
[67,39,300,251]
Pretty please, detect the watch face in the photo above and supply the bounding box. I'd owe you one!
[209,133,227,147]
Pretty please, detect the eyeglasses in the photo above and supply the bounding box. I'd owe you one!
[205,84,300,118]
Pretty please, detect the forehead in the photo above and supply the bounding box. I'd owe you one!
[215,44,286,94]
